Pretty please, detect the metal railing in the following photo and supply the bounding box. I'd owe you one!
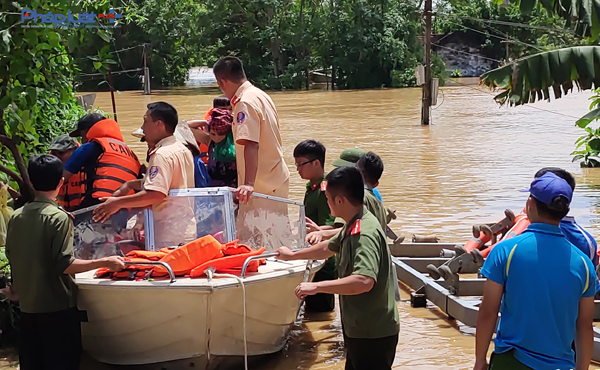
[124,261,176,283]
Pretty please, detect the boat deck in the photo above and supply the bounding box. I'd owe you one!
[76,258,319,289]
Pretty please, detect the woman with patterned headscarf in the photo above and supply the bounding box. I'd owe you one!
[188,108,237,188]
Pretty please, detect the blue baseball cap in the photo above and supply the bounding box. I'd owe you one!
[521,172,573,207]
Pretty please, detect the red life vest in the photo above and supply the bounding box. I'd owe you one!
[82,119,141,200]
[57,172,83,211]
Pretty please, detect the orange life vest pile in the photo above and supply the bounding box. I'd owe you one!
[95,235,266,280]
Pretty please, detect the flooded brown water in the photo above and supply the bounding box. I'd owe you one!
[7,83,599,369]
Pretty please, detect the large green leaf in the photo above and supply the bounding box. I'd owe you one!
[481,46,600,106]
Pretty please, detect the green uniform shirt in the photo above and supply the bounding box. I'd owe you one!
[328,207,400,339]
[5,197,77,313]
[334,188,387,230]
[304,175,334,227]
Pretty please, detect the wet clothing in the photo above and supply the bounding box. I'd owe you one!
[231,81,289,196]
[343,332,398,370]
[304,175,336,312]
[5,197,76,314]
[328,207,399,339]
[304,175,334,227]
[207,136,237,188]
[560,216,598,267]
[489,350,533,370]
[19,308,82,370]
[481,223,599,370]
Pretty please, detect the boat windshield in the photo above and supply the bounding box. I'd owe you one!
[71,188,306,259]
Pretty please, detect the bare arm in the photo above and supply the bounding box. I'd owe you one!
[63,170,74,181]
[187,119,208,129]
[575,296,595,370]
[474,279,503,370]
[189,126,211,147]
[240,139,258,186]
[276,241,336,261]
[63,256,125,275]
[92,190,166,223]
[313,275,374,295]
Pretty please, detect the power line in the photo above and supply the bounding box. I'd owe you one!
[79,68,143,77]
[445,78,581,120]
[446,19,544,52]
[432,43,502,62]
[441,13,576,34]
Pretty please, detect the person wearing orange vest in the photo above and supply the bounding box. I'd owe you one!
[63,113,142,210]
[48,135,83,212]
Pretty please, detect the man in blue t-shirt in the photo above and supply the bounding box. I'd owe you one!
[534,168,598,267]
[475,172,599,370]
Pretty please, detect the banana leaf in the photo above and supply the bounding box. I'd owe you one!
[481,46,600,106]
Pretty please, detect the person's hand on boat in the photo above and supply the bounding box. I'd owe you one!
[295,282,318,299]
[236,184,254,204]
[101,256,126,272]
[306,231,323,245]
[305,217,321,234]
[275,247,294,261]
[93,197,123,223]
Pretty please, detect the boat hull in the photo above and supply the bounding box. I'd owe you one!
[76,259,322,367]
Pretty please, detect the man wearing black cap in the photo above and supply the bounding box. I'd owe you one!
[63,113,141,210]
[475,172,599,370]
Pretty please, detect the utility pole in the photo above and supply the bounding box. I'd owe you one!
[421,0,432,125]
[108,69,117,122]
[143,43,151,95]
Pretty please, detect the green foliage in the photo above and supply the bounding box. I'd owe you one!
[73,0,424,90]
[435,0,584,63]
[481,46,600,106]
[572,88,600,167]
[1,0,108,198]
[0,247,19,348]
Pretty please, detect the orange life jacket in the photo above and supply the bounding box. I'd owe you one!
[83,119,141,200]
[153,234,224,276]
[57,172,84,211]
[190,247,266,278]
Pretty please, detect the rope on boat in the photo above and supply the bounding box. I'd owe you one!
[206,268,248,370]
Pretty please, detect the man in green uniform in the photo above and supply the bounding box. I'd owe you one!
[277,166,399,370]
[4,154,125,370]
[294,139,336,312]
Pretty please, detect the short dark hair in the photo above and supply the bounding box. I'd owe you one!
[532,196,570,221]
[326,167,364,206]
[356,151,384,186]
[534,167,576,191]
[28,154,63,191]
[293,140,326,168]
[213,57,246,82]
[147,102,178,134]
[213,95,231,108]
